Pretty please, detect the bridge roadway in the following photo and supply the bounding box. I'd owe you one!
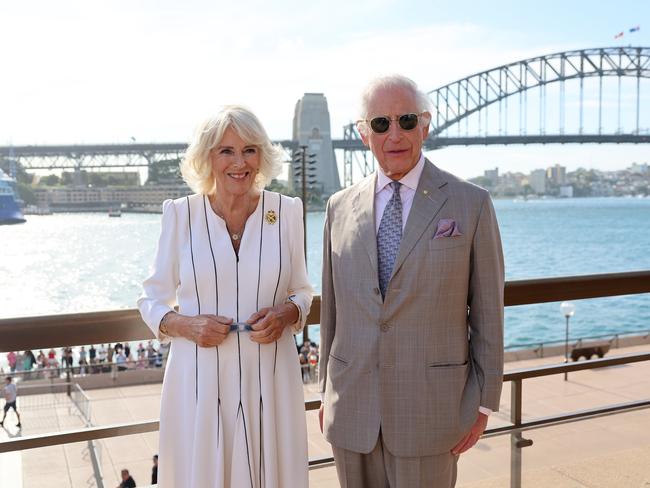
[2,133,650,169]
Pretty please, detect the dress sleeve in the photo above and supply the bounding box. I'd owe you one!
[285,196,313,334]
[137,199,180,343]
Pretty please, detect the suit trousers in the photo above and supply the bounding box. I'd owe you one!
[332,432,458,488]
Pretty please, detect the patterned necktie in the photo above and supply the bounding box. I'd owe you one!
[377,181,403,297]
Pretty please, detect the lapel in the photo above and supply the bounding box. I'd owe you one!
[390,159,448,280]
[352,173,379,282]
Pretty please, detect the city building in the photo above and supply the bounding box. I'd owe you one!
[559,185,574,198]
[484,167,499,186]
[34,184,191,211]
[547,164,567,185]
[529,169,547,194]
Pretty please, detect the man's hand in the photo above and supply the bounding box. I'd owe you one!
[319,404,324,433]
[451,412,488,455]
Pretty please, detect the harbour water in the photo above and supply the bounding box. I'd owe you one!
[1,197,649,350]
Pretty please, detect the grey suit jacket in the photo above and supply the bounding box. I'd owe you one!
[319,159,504,457]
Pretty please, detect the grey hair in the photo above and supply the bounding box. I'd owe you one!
[358,74,432,131]
[181,105,284,195]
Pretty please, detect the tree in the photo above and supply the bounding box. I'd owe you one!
[266,179,296,197]
[0,159,33,184]
[41,174,61,186]
[16,182,36,205]
[146,159,182,184]
[469,176,493,190]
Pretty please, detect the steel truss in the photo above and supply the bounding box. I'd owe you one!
[429,46,650,136]
[0,141,296,171]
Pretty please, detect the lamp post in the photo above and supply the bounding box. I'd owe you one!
[292,146,317,257]
[560,301,576,381]
[292,146,317,344]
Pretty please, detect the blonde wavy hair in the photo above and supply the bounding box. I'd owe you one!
[181,105,284,195]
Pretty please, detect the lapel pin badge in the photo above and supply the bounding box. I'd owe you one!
[423,190,429,195]
[265,210,277,225]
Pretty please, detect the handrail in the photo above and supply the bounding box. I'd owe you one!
[1,269,649,486]
[505,329,650,351]
[2,351,649,455]
[502,351,650,380]
[2,270,650,352]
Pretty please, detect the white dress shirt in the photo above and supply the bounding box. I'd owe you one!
[375,153,425,232]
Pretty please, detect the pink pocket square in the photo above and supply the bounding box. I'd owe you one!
[433,219,462,239]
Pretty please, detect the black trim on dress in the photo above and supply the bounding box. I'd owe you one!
[203,195,222,448]
[187,196,199,403]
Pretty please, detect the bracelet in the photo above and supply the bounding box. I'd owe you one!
[286,296,302,325]
[159,311,173,336]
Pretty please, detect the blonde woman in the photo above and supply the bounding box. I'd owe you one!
[138,105,312,487]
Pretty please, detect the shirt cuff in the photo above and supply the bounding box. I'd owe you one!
[478,406,492,416]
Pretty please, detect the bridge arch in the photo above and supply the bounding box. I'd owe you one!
[428,46,650,136]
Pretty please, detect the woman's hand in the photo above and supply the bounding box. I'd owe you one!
[165,313,233,347]
[247,303,299,344]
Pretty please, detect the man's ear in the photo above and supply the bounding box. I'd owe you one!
[357,121,371,147]
[421,112,431,140]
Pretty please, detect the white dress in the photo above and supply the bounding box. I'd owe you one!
[138,191,313,488]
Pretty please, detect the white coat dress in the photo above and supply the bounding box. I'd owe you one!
[138,191,312,488]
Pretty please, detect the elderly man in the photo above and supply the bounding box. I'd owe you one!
[319,74,504,487]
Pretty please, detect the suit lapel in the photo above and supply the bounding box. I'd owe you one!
[390,159,448,280]
[352,174,379,281]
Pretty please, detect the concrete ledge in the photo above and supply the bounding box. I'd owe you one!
[17,369,164,395]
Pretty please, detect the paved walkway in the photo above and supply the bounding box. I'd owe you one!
[2,344,649,487]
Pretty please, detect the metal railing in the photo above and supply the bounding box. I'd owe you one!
[505,328,650,356]
[4,357,168,387]
[70,383,104,488]
[1,270,650,487]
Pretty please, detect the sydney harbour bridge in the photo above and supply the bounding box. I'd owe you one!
[2,46,649,191]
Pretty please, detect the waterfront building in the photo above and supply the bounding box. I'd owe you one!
[547,164,567,185]
[529,169,547,194]
[33,183,191,211]
[629,162,649,175]
[559,185,574,198]
[484,167,499,186]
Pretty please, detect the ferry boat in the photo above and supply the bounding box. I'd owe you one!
[0,169,26,225]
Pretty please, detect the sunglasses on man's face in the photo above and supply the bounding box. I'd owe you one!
[361,112,428,134]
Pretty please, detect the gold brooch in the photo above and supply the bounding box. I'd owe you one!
[265,210,277,225]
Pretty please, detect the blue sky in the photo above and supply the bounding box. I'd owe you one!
[1,0,648,179]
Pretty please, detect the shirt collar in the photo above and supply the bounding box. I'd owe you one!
[375,153,425,194]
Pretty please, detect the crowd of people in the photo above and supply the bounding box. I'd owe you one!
[2,341,166,379]
[297,339,319,383]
